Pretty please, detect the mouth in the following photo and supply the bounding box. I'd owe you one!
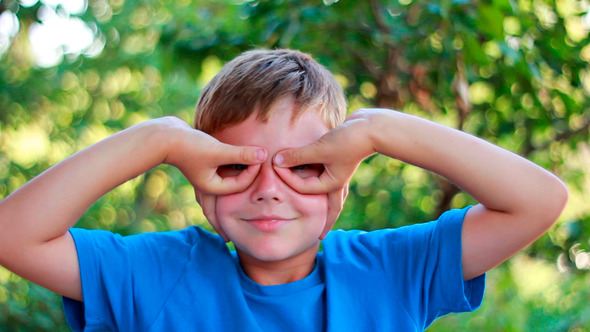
[241,215,295,232]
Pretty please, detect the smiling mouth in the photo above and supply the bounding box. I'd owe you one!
[241,216,295,232]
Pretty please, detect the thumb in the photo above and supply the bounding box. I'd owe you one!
[217,143,267,165]
[273,142,324,168]
[272,142,334,194]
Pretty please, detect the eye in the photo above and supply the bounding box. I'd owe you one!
[217,164,248,178]
[289,164,324,179]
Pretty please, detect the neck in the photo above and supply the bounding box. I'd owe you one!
[236,244,319,286]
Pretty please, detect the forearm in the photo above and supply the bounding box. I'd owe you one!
[368,109,567,220]
[0,117,181,248]
[272,108,567,280]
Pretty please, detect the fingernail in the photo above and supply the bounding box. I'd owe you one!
[274,153,284,166]
[256,149,266,161]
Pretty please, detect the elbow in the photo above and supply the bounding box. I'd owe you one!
[539,176,569,230]
[555,179,569,215]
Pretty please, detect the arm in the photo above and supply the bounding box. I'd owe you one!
[273,109,568,280]
[0,117,265,301]
[367,110,568,280]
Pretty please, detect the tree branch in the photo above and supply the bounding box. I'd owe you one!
[368,0,391,35]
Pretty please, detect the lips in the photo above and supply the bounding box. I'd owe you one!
[241,215,295,232]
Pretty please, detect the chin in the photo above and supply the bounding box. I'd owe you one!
[241,246,297,262]
[237,241,320,263]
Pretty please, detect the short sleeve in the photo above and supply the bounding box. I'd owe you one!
[322,206,485,330]
[381,207,485,326]
[417,207,485,323]
[63,228,199,331]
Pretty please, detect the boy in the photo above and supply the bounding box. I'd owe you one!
[0,49,568,331]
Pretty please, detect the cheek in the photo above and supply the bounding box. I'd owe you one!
[215,193,244,219]
[215,193,328,218]
[293,193,328,218]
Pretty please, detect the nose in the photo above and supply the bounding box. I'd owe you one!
[250,164,285,204]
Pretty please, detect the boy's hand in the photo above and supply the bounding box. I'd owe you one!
[163,120,267,240]
[164,121,267,195]
[272,110,377,239]
[195,192,227,240]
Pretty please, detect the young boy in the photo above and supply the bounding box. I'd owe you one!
[0,49,568,331]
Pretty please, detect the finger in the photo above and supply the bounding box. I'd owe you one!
[319,186,348,240]
[216,143,267,166]
[273,166,334,194]
[199,164,262,196]
[217,163,262,194]
[196,191,229,242]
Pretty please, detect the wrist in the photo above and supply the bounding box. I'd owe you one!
[354,108,399,155]
[150,117,195,166]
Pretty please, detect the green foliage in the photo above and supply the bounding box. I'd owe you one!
[0,0,589,330]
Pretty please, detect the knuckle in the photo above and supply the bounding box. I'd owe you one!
[288,151,300,165]
[239,148,250,163]
[278,150,298,166]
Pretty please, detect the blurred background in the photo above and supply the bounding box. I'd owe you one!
[0,0,589,330]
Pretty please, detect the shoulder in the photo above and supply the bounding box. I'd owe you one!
[322,206,472,270]
[69,226,227,270]
[64,226,231,330]
[325,206,471,248]
[69,226,220,250]
[321,207,483,327]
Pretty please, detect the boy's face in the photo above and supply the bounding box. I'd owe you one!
[211,96,329,264]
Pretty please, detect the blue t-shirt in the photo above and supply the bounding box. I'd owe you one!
[63,207,485,331]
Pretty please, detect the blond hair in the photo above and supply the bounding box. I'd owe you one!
[194,49,347,133]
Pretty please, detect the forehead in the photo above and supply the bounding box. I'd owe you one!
[212,97,328,152]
